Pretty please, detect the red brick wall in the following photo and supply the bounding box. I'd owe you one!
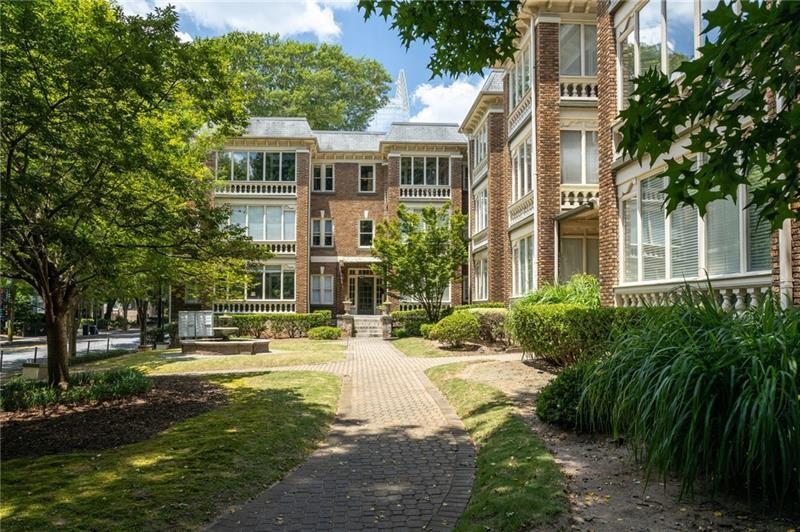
[597,0,620,307]
[772,210,800,306]
[487,111,511,302]
[450,156,464,306]
[295,150,310,312]
[534,22,562,287]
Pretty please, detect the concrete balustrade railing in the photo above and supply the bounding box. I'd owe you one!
[212,301,296,313]
[214,182,297,196]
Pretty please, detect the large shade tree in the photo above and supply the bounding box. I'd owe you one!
[214,32,392,130]
[1,0,264,386]
[359,0,798,226]
[371,204,467,322]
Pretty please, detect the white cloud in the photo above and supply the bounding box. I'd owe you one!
[117,0,347,41]
[410,77,484,124]
[176,31,194,43]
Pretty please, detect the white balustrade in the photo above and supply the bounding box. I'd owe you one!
[560,184,599,210]
[213,301,296,313]
[214,181,297,196]
[560,76,599,100]
[262,241,296,255]
[508,192,534,227]
[507,91,532,137]
[399,185,451,200]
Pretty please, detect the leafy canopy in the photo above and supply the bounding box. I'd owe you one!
[618,0,800,228]
[357,0,521,77]
[371,203,467,322]
[214,32,392,130]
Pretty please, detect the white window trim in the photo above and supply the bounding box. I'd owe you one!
[244,264,296,301]
[312,163,335,192]
[311,274,334,305]
[473,187,488,234]
[359,164,376,193]
[559,23,598,77]
[560,128,598,185]
[216,150,297,182]
[400,156,452,187]
[311,218,335,248]
[229,205,296,242]
[510,136,532,202]
[358,219,375,249]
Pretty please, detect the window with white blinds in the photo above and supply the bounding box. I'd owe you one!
[641,177,666,280]
[622,198,639,282]
[706,197,741,275]
[747,200,771,271]
[670,204,698,278]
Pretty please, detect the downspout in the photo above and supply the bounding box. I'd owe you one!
[529,17,539,290]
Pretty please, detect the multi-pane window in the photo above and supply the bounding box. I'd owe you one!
[358,220,374,248]
[312,218,334,247]
[229,205,295,241]
[312,164,335,192]
[559,24,597,76]
[560,130,598,185]
[511,138,533,202]
[311,274,334,305]
[246,266,295,300]
[473,121,488,168]
[359,164,375,193]
[558,237,600,283]
[512,236,535,297]
[399,157,451,186]
[474,257,488,301]
[617,0,707,109]
[216,151,296,181]
[509,45,531,110]
[620,177,772,283]
[474,188,488,233]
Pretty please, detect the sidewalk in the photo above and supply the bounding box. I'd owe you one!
[1,329,140,348]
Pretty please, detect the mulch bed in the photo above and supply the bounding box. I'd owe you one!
[0,376,227,461]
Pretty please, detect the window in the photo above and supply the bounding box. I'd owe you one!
[359,220,374,248]
[512,236,534,296]
[399,157,451,187]
[312,218,334,247]
[217,151,296,181]
[312,164,334,192]
[511,139,532,201]
[245,266,294,300]
[230,206,246,229]
[670,204,699,278]
[560,130,598,185]
[474,257,488,301]
[509,45,531,109]
[473,121,488,168]
[559,237,600,283]
[311,275,334,305]
[622,197,639,282]
[359,164,375,193]
[559,24,597,77]
[641,177,666,280]
[247,206,264,240]
[706,197,740,275]
[230,206,294,241]
[474,188,488,233]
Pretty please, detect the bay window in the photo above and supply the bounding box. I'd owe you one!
[559,24,597,77]
[246,265,295,300]
[312,218,334,247]
[312,164,335,192]
[216,151,296,181]
[511,138,533,202]
[311,275,334,305]
[474,187,488,233]
[474,257,488,301]
[400,156,451,186]
[229,205,295,241]
[508,45,531,110]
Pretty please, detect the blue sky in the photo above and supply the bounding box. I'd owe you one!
[120,0,484,124]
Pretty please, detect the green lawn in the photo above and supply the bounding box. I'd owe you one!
[75,338,347,374]
[1,371,341,531]
[426,363,566,531]
[391,337,473,357]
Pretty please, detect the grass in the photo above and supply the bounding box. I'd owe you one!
[391,337,477,358]
[1,371,341,531]
[426,362,566,531]
[76,338,347,374]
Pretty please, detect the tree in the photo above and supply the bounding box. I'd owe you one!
[358,0,521,77]
[618,0,799,229]
[371,203,467,322]
[214,32,392,130]
[1,0,265,387]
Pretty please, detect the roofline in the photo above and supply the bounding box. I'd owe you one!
[554,198,597,221]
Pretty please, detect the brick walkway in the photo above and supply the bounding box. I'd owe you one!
[209,339,514,531]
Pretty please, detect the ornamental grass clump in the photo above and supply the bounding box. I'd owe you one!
[581,289,800,505]
[515,273,600,308]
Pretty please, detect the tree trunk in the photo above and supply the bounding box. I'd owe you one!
[121,297,129,331]
[68,307,78,358]
[44,298,73,388]
[6,280,16,342]
[103,298,115,321]
[136,298,148,346]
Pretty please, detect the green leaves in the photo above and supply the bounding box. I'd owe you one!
[618,0,800,229]
[357,0,521,78]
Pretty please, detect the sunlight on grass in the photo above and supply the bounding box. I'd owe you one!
[1,371,341,531]
[78,339,347,374]
[391,337,473,357]
[427,362,566,531]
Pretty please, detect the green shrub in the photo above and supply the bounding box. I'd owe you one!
[453,302,506,311]
[581,290,800,505]
[515,273,600,308]
[420,323,435,339]
[229,311,331,339]
[70,349,135,365]
[390,308,453,336]
[1,368,151,411]
[307,326,342,340]
[467,308,509,346]
[429,311,479,348]
[536,362,596,430]
[393,327,409,338]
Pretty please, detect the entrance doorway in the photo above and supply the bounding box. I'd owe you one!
[348,268,385,315]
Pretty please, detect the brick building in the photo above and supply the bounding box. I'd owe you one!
[200,118,467,317]
[462,0,601,304]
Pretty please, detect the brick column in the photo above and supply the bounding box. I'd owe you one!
[385,154,401,310]
[534,21,561,287]
[450,155,464,306]
[597,0,620,306]
[295,150,310,313]
[487,111,511,302]
[772,206,800,307]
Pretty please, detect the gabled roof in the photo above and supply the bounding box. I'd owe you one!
[314,131,384,152]
[244,117,314,138]
[384,122,466,144]
[460,69,506,134]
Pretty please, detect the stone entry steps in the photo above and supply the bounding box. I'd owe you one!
[352,316,384,338]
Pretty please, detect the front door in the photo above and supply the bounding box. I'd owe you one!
[356,276,375,315]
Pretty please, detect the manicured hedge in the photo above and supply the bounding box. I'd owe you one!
[453,302,506,311]
[508,304,647,367]
[390,308,453,336]
[429,311,479,348]
[230,310,332,339]
[306,326,342,340]
[466,308,509,346]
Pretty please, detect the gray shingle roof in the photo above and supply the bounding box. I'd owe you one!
[244,117,314,138]
[384,122,466,144]
[482,69,505,93]
[313,131,383,152]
